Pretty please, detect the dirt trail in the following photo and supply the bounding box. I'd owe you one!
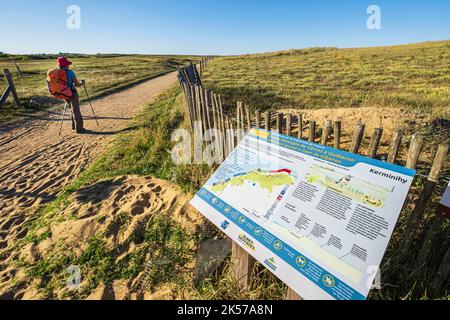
[0,72,177,245]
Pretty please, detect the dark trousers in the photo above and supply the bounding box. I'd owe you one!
[68,90,84,132]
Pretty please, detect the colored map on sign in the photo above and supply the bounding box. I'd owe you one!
[208,169,296,219]
[211,169,294,193]
[306,164,391,208]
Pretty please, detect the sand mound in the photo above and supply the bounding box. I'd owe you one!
[0,175,203,300]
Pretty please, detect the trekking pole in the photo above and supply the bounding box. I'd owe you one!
[82,82,99,127]
[59,101,69,136]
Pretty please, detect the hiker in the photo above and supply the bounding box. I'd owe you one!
[57,56,86,133]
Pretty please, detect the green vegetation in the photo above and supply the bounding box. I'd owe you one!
[0,54,199,122]
[63,86,213,194]
[4,85,214,299]
[203,41,450,119]
[3,41,449,300]
[211,171,294,193]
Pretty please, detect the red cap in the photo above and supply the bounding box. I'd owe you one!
[57,56,72,67]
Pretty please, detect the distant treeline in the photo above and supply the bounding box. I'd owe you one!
[0,53,133,61]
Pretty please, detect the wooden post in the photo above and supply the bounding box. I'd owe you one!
[286,113,292,136]
[368,128,383,158]
[229,118,235,150]
[265,111,271,131]
[236,102,242,141]
[2,69,21,108]
[387,130,403,164]
[276,112,283,134]
[430,246,450,295]
[232,242,256,291]
[309,120,316,142]
[405,135,424,170]
[12,59,23,77]
[286,288,303,300]
[196,85,202,129]
[211,91,218,135]
[209,91,219,156]
[400,143,448,259]
[183,83,194,129]
[350,122,365,154]
[321,120,332,146]
[239,102,246,132]
[199,86,207,134]
[205,89,213,131]
[245,105,251,130]
[255,110,261,128]
[334,120,342,149]
[190,85,198,124]
[298,113,303,139]
[218,95,226,149]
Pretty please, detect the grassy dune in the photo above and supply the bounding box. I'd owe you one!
[2,42,449,300]
[203,40,450,119]
[0,54,199,122]
[3,85,445,300]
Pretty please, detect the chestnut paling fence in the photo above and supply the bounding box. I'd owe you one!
[177,60,449,300]
[0,68,21,109]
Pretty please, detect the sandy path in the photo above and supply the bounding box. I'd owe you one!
[0,72,177,245]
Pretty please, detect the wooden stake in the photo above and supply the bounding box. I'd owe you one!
[205,89,213,131]
[255,110,261,128]
[350,122,365,154]
[2,69,21,108]
[265,111,271,131]
[368,128,383,158]
[236,102,241,140]
[195,86,204,134]
[400,143,448,259]
[232,242,256,291]
[276,112,283,134]
[297,113,303,139]
[321,120,332,146]
[12,59,23,77]
[430,246,450,295]
[286,288,304,300]
[387,130,403,164]
[334,120,342,149]
[405,135,424,169]
[309,120,316,142]
[286,113,292,136]
[245,105,251,130]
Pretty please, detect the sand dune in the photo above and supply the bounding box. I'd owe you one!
[0,72,198,299]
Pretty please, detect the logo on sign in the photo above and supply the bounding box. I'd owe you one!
[264,257,277,271]
[254,227,263,236]
[322,274,335,288]
[295,256,307,268]
[221,220,230,230]
[238,234,256,251]
[273,240,283,251]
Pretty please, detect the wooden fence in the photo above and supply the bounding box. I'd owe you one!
[177,64,450,299]
[0,68,21,109]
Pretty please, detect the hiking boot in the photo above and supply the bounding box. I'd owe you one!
[76,128,86,134]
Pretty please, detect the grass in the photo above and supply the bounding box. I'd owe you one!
[4,85,216,299]
[16,83,446,300]
[202,40,450,119]
[0,54,200,123]
[3,41,449,300]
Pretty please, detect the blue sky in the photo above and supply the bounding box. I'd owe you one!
[1,0,449,55]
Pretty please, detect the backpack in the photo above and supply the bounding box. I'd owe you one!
[46,68,73,100]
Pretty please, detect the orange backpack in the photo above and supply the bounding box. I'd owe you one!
[46,68,73,100]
